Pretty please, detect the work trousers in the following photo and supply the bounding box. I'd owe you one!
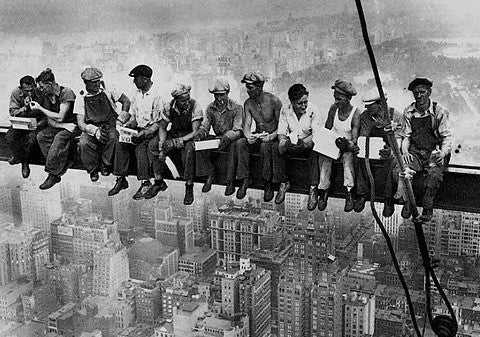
[356,157,396,198]
[277,144,319,185]
[236,138,283,183]
[37,126,81,177]
[114,136,154,181]
[78,125,118,174]
[317,151,355,190]
[148,136,196,182]
[6,127,41,163]
[196,139,238,182]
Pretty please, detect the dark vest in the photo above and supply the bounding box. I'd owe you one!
[168,99,196,138]
[41,86,76,124]
[84,91,117,126]
[410,102,439,152]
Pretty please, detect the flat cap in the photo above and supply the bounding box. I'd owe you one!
[171,84,191,98]
[241,71,265,84]
[363,88,388,104]
[209,79,230,94]
[407,77,433,91]
[332,79,357,97]
[81,67,103,81]
[128,64,153,78]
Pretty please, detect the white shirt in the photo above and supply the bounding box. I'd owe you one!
[277,103,321,140]
[130,84,165,129]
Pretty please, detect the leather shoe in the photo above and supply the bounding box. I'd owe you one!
[100,165,112,176]
[275,181,290,204]
[184,184,194,205]
[133,181,152,200]
[317,189,328,211]
[382,198,395,218]
[202,175,215,193]
[236,178,249,199]
[225,182,235,196]
[108,177,129,196]
[401,202,411,219]
[354,195,367,213]
[307,186,318,211]
[8,157,21,165]
[144,180,168,199]
[21,162,30,179]
[419,207,433,222]
[39,174,61,190]
[90,171,99,182]
[344,191,354,213]
[264,182,274,202]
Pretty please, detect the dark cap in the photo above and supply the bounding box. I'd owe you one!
[407,77,433,91]
[331,79,357,97]
[81,67,103,81]
[128,65,153,78]
[241,71,265,84]
[209,79,230,94]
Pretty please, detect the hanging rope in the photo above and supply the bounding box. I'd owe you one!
[353,1,457,336]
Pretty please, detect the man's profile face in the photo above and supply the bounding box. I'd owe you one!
[84,80,101,94]
[176,93,190,110]
[334,91,350,108]
[246,83,262,99]
[21,83,36,97]
[412,85,431,106]
[38,81,54,95]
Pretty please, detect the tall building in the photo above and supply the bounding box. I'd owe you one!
[249,244,292,336]
[79,184,113,220]
[445,211,480,256]
[46,262,89,305]
[284,193,307,228]
[178,246,217,276]
[155,205,194,256]
[51,213,119,265]
[210,204,281,267]
[92,241,129,297]
[30,228,50,282]
[278,275,310,337]
[20,179,61,232]
[342,291,375,337]
[22,282,61,321]
[238,263,272,337]
[0,281,33,321]
[221,268,242,317]
[135,281,162,325]
[112,192,131,232]
[0,186,13,225]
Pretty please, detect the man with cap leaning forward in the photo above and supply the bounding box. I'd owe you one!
[6,75,46,179]
[277,83,321,205]
[236,71,283,202]
[194,79,244,195]
[75,67,131,182]
[398,77,452,221]
[311,79,361,212]
[353,88,405,215]
[108,64,165,200]
[30,68,79,190]
[150,84,203,205]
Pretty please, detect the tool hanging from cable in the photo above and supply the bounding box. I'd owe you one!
[353,1,458,336]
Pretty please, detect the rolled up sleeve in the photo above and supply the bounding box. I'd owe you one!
[277,110,289,136]
[231,105,244,133]
[191,101,203,122]
[437,106,452,155]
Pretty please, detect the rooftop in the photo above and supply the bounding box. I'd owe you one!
[0,281,33,305]
[179,246,216,264]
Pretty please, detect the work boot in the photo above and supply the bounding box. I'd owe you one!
[39,174,61,190]
[317,189,328,211]
[401,202,411,219]
[419,208,434,222]
[225,182,236,196]
[307,186,318,211]
[144,179,168,199]
[21,162,30,179]
[354,195,367,213]
[133,181,152,200]
[100,165,112,176]
[90,171,99,182]
[202,175,215,193]
[108,177,129,196]
[275,181,290,204]
[184,184,194,205]
[344,190,354,213]
[8,157,21,165]
[236,178,249,199]
[264,182,274,202]
[382,198,395,218]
